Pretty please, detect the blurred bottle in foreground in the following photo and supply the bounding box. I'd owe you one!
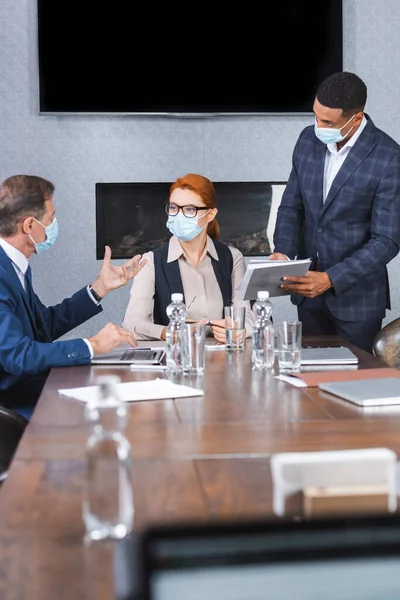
[82,375,134,541]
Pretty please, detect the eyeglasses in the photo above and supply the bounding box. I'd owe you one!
[165,202,210,218]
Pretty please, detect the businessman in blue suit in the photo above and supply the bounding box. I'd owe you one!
[0,175,145,418]
[271,71,400,353]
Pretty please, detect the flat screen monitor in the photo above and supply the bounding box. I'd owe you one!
[131,515,400,600]
[37,1,343,116]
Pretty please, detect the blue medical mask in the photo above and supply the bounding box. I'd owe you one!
[29,217,59,254]
[167,211,210,242]
[314,114,356,145]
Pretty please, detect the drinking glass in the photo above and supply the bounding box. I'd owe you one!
[224,306,246,351]
[183,322,206,375]
[278,320,302,372]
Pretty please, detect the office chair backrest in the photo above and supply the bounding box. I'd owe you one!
[373,318,400,369]
[0,406,28,483]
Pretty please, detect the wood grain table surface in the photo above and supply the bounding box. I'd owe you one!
[0,336,396,599]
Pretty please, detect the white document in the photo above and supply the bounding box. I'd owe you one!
[275,374,307,388]
[129,364,167,371]
[237,258,311,300]
[58,377,204,403]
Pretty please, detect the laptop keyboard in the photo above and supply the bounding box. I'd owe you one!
[120,349,156,361]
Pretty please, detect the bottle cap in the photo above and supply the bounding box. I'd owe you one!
[96,375,121,400]
[171,293,184,302]
[257,291,270,299]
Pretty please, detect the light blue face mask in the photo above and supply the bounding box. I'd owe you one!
[166,211,209,242]
[30,216,59,254]
[314,114,356,145]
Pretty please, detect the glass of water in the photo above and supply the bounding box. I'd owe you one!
[183,322,206,375]
[224,306,246,351]
[278,320,302,372]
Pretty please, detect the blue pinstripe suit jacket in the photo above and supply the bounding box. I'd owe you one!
[0,246,102,395]
[273,115,400,320]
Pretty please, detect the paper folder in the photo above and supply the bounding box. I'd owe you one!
[281,367,400,388]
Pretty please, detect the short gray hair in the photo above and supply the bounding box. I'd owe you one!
[0,175,55,237]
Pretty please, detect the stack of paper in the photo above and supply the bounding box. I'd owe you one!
[237,258,311,300]
[58,377,204,403]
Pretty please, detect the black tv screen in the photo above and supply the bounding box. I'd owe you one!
[37,1,343,117]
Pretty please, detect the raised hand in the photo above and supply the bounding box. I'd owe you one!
[91,245,147,298]
[88,322,137,355]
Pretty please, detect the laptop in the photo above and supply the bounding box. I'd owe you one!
[91,346,166,365]
[319,377,400,407]
[114,514,400,600]
[301,346,359,365]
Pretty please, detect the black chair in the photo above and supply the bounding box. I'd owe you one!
[372,318,400,369]
[0,406,28,484]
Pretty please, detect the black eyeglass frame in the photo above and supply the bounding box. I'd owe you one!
[164,202,210,218]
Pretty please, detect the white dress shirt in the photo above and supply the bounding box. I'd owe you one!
[0,236,29,290]
[323,115,368,200]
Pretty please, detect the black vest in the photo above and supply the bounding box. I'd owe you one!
[153,240,233,326]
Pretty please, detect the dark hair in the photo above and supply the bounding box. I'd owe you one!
[316,71,367,115]
[0,175,55,237]
[169,173,219,240]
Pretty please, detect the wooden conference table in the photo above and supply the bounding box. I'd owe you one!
[0,336,398,599]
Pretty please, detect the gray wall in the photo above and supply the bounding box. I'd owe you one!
[1,0,400,339]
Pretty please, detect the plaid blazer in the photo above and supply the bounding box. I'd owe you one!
[273,115,400,320]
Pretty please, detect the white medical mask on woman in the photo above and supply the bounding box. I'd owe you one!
[314,114,356,145]
[166,211,211,242]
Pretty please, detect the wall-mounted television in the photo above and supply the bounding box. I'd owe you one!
[37,1,343,117]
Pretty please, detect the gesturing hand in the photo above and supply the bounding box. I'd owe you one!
[91,245,147,298]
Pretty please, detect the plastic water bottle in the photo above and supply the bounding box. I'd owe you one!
[252,290,275,370]
[82,375,134,541]
[165,293,187,373]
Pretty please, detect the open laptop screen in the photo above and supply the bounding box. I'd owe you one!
[138,516,400,600]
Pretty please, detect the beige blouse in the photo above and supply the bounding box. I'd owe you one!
[122,236,255,341]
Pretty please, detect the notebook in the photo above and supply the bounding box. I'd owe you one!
[319,377,400,406]
[301,346,359,365]
[91,346,166,365]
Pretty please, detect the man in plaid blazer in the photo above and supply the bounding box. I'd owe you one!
[271,71,400,353]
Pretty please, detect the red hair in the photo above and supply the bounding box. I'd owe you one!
[169,173,219,239]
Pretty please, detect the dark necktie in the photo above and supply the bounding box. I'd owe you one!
[25,265,33,304]
[24,265,46,340]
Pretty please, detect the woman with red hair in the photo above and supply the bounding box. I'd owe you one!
[123,173,254,342]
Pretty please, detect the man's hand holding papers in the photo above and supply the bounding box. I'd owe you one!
[237,256,312,300]
[269,252,333,298]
